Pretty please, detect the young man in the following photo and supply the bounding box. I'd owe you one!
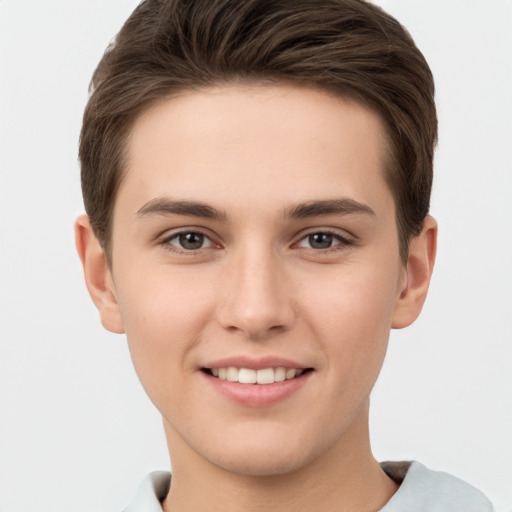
[75,0,494,510]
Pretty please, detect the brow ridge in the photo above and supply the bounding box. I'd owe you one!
[286,198,375,219]
[136,197,374,221]
[136,198,227,221]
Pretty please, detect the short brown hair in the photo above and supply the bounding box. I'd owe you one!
[80,0,437,262]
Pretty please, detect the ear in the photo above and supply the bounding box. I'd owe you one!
[392,216,437,329]
[74,214,125,334]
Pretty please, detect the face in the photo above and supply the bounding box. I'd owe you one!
[107,85,408,476]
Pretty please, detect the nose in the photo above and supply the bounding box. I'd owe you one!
[216,247,296,340]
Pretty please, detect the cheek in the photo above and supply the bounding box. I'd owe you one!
[306,261,398,331]
[117,261,214,332]
[304,264,399,378]
[113,268,215,391]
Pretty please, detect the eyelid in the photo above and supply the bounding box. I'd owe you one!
[155,226,355,253]
[158,227,222,253]
[293,228,355,251]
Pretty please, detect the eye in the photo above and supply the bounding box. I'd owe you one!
[165,231,214,251]
[297,232,349,250]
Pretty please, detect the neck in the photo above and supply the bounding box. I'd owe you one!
[162,404,398,512]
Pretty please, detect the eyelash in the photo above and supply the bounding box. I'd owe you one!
[295,230,354,252]
[158,229,354,254]
[160,229,217,254]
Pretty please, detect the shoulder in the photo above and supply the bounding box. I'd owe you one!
[122,470,170,512]
[380,461,494,512]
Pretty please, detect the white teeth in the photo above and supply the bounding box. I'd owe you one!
[286,368,297,379]
[210,366,305,384]
[274,367,286,382]
[226,367,238,382]
[239,368,257,384]
[256,368,274,384]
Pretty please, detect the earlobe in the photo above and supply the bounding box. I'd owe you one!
[74,215,125,334]
[392,216,437,329]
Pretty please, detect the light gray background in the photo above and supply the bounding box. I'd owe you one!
[1,1,511,510]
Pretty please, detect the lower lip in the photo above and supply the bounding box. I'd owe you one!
[202,371,312,407]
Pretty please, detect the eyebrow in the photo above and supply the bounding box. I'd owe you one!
[136,198,227,221]
[286,198,375,219]
[136,197,375,222]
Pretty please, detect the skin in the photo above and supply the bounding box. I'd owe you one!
[76,85,437,511]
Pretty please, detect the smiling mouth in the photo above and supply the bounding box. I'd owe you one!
[203,367,313,384]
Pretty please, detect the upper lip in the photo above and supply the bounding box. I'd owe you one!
[202,355,310,370]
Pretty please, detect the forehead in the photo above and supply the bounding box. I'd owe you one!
[118,84,393,218]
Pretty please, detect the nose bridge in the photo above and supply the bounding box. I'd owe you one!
[218,239,294,339]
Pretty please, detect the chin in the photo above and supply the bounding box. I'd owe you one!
[199,431,333,477]
[210,449,316,477]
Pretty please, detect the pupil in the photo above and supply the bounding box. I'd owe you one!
[179,232,204,250]
[309,233,332,249]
